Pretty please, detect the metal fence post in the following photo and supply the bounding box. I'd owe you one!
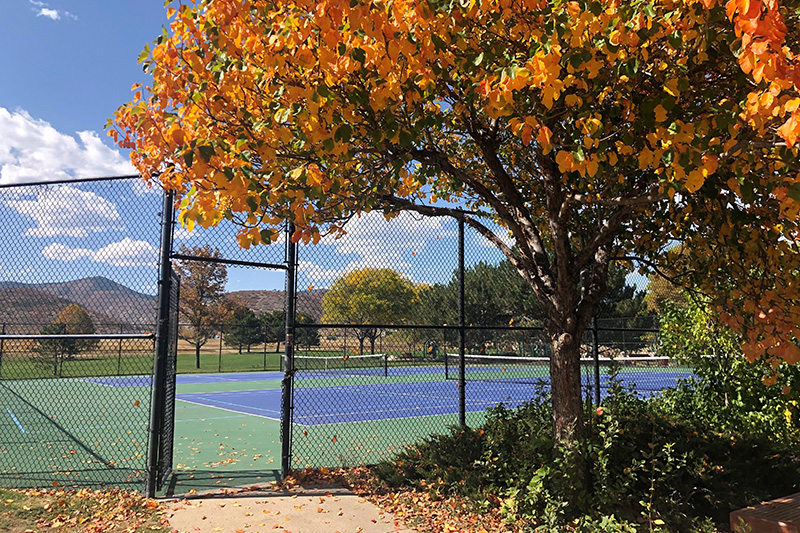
[593,316,601,406]
[458,218,466,428]
[117,324,123,376]
[218,326,223,373]
[281,222,297,478]
[146,188,175,498]
[0,323,5,379]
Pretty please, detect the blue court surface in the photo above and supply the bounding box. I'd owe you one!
[175,368,693,426]
[86,371,286,388]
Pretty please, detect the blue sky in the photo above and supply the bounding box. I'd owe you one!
[0,1,508,295]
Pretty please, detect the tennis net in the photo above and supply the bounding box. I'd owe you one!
[294,353,389,377]
[445,353,692,390]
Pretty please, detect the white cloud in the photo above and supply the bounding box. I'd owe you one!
[5,185,125,237]
[30,1,77,21]
[173,227,195,241]
[301,211,455,286]
[93,238,158,267]
[36,8,59,19]
[0,107,133,185]
[42,238,158,267]
[42,243,93,261]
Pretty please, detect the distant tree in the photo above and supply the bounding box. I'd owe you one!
[295,314,321,350]
[644,275,687,315]
[35,322,70,377]
[56,303,98,358]
[173,244,232,368]
[34,304,99,376]
[417,260,647,352]
[225,304,261,354]
[322,268,417,354]
[259,309,285,353]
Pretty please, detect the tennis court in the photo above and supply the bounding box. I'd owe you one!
[0,376,151,489]
[175,355,692,425]
[167,354,693,471]
[1,354,692,492]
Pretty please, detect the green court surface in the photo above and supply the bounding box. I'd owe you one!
[2,355,692,496]
[0,377,151,490]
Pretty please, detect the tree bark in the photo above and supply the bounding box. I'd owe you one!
[195,344,201,369]
[549,330,584,444]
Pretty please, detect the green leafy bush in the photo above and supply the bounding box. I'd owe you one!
[375,383,800,532]
[658,298,800,442]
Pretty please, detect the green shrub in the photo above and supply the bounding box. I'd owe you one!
[375,383,800,532]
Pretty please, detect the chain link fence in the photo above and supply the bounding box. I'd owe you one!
[291,211,682,468]
[0,176,687,487]
[0,176,163,490]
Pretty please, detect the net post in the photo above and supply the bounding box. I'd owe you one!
[281,221,297,480]
[218,325,223,373]
[0,323,5,379]
[592,316,600,406]
[146,187,174,499]
[458,218,466,428]
[117,324,123,376]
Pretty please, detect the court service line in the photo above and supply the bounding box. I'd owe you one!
[175,398,285,424]
[6,408,27,434]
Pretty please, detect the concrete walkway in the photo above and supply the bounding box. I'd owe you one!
[164,484,416,533]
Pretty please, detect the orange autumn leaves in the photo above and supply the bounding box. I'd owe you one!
[727,0,800,146]
[110,0,800,372]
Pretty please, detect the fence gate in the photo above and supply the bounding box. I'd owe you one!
[0,176,162,492]
[154,270,179,491]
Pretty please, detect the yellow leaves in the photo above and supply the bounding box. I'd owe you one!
[565,94,582,107]
[537,126,554,153]
[777,113,799,148]
[663,79,680,99]
[701,154,718,176]
[654,105,668,123]
[555,150,575,174]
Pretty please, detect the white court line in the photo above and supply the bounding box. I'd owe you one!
[6,408,27,433]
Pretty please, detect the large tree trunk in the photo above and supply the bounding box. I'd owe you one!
[549,331,584,443]
[195,344,201,369]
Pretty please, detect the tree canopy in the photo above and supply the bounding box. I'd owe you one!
[112,0,800,441]
[173,244,232,368]
[322,267,418,353]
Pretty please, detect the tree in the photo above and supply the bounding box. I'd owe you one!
[259,309,285,353]
[35,323,70,377]
[35,304,99,376]
[173,245,231,368]
[225,304,262,353]
[415,260,543,353]
[113,0,800,445]
[295,314,321,350]
[659,297,800,441]
[56,303,98,358]
[322,268,417,354]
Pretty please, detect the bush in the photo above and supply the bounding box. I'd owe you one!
[375,383,800,532]
[659,298,800,442]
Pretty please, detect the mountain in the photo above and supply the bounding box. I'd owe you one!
[226,289,326,320]
[35,277,157,325]
[0,286,125,334]
[0,277,157,331]
[0,276,326,335]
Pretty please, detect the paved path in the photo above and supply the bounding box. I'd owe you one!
[164,484,416,533]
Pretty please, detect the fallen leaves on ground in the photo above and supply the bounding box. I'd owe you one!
[0,487,168,532]
[287,467,525,533]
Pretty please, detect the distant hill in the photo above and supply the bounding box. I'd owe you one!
[0,277,157,332]
[0,286,127,334]
[226,289,326,320]
[0,276,326,335]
